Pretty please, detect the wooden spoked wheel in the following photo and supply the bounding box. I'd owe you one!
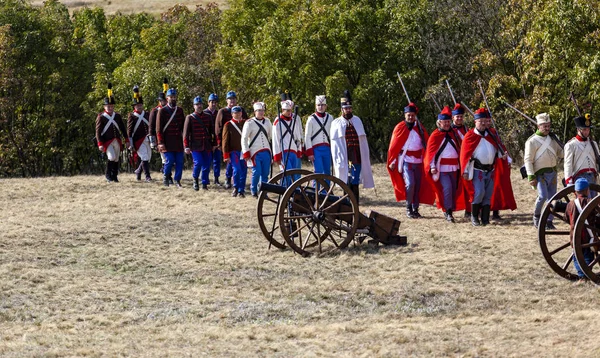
[278,173,359,257]
[573,194,600,283]
[538,183,600,280]
[257,169,313,250]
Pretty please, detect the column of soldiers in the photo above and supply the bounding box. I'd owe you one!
[95,84,374,200]
[97,82,595,230]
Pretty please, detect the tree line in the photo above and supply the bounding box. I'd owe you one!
[1,0,599,177]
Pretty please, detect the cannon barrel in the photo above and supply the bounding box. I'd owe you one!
[258,181,287,195]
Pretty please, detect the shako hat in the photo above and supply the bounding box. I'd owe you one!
[103,82,116,105]
[340,90,352,108]
[132,85,143,106]
[474,107,490,119]
[404,102,418,113]
[193,96,203,105]
[574,114,592,128]
[208,93,219,102]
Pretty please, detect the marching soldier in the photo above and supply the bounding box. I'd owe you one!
[96,83,128,183]
[222,106,247,197]
[272,93,304,186]
[305,95,333,177]
[460,108,506,226]
[215,91,249,189]
[148,78,169,175]
[452,102,473,218]
[127,85,152,182]
[524,113,564,228]
[242,101,272,197]
[156,88,185,188]
[564,114,599,195]
[387,102,435,218]
[184,96,215,191]
[424,106,465,222]
[205,93,221,185]
[330,90,374,203]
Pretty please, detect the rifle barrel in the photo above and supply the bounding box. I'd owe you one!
[445,80,457,105]
[503,101,537,126]
[397,72,411,104]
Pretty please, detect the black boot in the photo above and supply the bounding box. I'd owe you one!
[406,204,416,219]
[163,174,170,187]
[193,177,199,191]
[464,211,471,219]
[134,161,143,181]
[105,162,113,182]
[471,204,481,226]
[142,161,151,182]
[492,210,502,221]
[351,184,360,205]
[112,161,119,183]
[214,177,221,186]
[481,205,491,226]
[445,209,455,223]
[168,174,174,185]
[224,177,232,189]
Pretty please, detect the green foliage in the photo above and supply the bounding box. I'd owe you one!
[3,0,600,175]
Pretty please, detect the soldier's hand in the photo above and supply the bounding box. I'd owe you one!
[529,179,537,187]
[308,155,315,162]
[98,146,104,152]
[185,148,191,154]
[158,144,166,153]
[501,153,508,160]
[462,173,470,181]
[431,167,438,175]
[389,162,396,171]
[224,158,230,163]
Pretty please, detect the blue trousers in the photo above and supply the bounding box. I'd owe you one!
[213,148,233,179]
[534,171,557,221]
[574,172,597,198]
[312,145,332,176]
[191,150,212,185]
[281,151,300,187]
[573,248,595,278]
[164,151,184,182]
[251,150,271,195]
[402,162,422,209]
[472,169,494,205]
[440,171,458,211]
[230,151,247,193]
[349,163,362,185]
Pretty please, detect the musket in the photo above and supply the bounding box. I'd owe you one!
[445,79,475,116]
[477,79,505,155]
[503,101,564,148]
[396,72,426,148]
[429,93,442,112]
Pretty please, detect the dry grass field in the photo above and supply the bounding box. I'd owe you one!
[30,0,227,15]
[1,163,600,357]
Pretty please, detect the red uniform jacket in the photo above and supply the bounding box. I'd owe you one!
[387,120,435,204]
[424,128,466,211]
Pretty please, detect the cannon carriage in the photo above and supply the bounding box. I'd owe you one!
[539,183,600,282]
[256,171,407,256]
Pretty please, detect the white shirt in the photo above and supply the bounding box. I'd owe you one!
[472,132,497,165]
[402,129,424,164]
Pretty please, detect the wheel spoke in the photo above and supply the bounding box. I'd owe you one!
[324,211,356,217]
[549,242,571,256]
[545,230,570,236]
[322,194,350,212]
[318,184,336,210]
[587,256,599,269]
[300,187,315,211]
[562,253,573,270]
[581,241,600,249]
[289,200,312,214]
[583,224,600,234]
[551,212,566,222]
[327,231,340,247]
[283,214,312,220]
[262,212,277,218]
[287,219,310,238]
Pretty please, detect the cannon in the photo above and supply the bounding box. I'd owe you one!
[538,183,600,282]
[256,172,407,256]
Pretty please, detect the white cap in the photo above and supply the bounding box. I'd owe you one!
[536,113,550,125]
[281,100,294,110]
[253,102,265,111]
[315,95,326,106]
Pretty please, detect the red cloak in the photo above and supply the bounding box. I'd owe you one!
[387,121,435,204]
[424,129,466,211]
[459,128,516,211]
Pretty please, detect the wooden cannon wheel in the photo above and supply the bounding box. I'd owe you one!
[573,194,600,283]
[257,169,313,250]
[278,173,359,257]
[538,183,600,280]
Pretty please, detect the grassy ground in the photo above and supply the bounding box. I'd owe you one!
[1,163,599,356]
[30,0,227,15]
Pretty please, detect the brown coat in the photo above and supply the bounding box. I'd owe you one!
[156,105,185,152]
[95,111,126,150]
[222,119,245,159]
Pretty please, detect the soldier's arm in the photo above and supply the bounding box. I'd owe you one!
[215,109,223,145]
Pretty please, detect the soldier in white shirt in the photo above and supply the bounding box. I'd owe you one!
[272,93,304,186]
[524,113,564,228]
[305,95,332,177]
[564,114,599,197]
[242,102,272,197]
